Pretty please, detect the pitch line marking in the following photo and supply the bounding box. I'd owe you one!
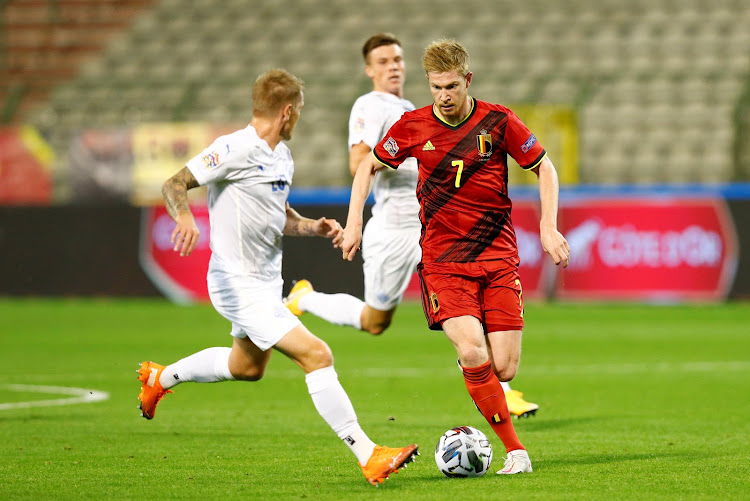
[0,384,110,410]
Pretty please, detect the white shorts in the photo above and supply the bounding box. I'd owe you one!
[207,272,301,351]
[361,215,421,311]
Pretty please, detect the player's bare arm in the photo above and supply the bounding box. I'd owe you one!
[342,154,384,261]
[531,156,570,267]
[284,203,344,247]
[349,142,373,177]
[162,167,201,257]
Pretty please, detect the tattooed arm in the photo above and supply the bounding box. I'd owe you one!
[162,167,201,256]
[284,203,344,248]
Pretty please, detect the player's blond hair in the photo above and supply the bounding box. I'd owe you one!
[252,69,304,117]
[422,38,470,77]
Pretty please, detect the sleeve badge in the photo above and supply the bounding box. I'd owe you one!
[383,136,399,157]
[202,151,220,169]
[521,134,537,153]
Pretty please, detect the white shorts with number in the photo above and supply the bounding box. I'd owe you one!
[361,215,421,311]
[207,272,301,351]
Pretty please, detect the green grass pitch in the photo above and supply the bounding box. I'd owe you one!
[1,299,749,500]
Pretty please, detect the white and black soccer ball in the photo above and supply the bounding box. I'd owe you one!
[434,426,493,477]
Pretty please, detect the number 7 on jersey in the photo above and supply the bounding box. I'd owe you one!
[452,160,464,188]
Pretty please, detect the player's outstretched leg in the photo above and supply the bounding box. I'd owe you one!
[359,444,419,486]
[497,449,533,474]
[137,361,173,419]
[282,279,314,316]
[283,279,369,330]
[304,363,419,485]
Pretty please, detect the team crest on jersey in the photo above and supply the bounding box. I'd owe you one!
[430,292,440,313]
[521,133,537,153]
[476,129,492,158]
[202,151,220,169]
[383,136,399,157]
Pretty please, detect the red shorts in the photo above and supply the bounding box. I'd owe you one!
[417,258,524,333]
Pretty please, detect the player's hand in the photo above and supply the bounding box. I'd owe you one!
[541,227,570,267]
[171,213,200,257]
[312,217,344,248]
[340,224,362,261]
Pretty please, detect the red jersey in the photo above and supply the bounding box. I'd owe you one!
[373,97,547,263]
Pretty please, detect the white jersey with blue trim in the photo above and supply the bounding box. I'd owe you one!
[186,124,293,282]
[349,91,420,229]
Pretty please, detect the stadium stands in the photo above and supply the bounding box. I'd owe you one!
[0,0,154,123]
[2,0,748,191]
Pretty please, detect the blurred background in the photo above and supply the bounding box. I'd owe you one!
[1,0,749,302]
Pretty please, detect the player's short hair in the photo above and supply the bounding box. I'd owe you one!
[252,69,304,117]
[362,32,402,63]
[422,38,470,77]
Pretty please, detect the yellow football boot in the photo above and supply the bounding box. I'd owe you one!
[505,390,539,419]
[282,279,314,316]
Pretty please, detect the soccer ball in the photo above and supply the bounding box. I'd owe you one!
[434,426,493,477]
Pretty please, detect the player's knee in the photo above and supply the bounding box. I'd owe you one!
[494,358,519,381]
[457,346,487,368]
[361,308,393,336]
[233,364,266,382]
[364,318,391,335]
[306,339,334,370]
[496,367,517,382]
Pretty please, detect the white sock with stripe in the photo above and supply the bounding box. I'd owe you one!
[305,366,376,465]
[159,347,234,390]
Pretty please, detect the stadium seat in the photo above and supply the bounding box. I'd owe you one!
[12,0,749,189]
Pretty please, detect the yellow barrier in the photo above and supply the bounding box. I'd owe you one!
[507,105,578,186]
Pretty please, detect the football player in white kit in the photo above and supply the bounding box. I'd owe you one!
[283,34,540,419]
[136,69,418,486]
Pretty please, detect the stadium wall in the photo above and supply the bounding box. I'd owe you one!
[1,184,750,300]
[0,204,363,298]
[0,206,159,296]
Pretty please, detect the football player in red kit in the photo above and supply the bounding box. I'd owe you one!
[341,38,569,475]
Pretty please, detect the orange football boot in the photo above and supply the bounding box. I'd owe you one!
[360,444,419,486]
[137,361,172,419]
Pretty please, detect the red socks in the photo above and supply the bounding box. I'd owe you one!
[462,360,524,453]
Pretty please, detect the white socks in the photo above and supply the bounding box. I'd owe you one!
[501,381,511,392]
[305,366,376,465]
[159,347,234,390]
[298,292,365,330]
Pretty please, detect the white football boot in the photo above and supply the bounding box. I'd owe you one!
[497,449,533,475]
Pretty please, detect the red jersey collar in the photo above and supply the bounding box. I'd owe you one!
[431,96,476,130]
